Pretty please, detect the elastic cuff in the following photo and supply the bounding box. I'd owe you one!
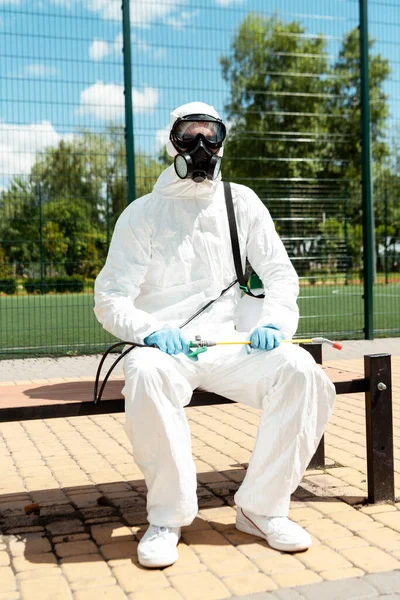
[148,508,198,528]
[234,491,290,518]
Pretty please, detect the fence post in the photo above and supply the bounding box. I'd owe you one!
[359,0,374,339]
[38,183,45,288]
[384,186,388,285]
[122,0,136,205]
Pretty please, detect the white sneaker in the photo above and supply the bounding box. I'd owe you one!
[236,507,311,552]
[137,524,181,568]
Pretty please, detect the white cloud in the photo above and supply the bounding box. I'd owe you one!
[131,33,166,60]
[155,125,170,152]
[23,64,57,77]
[0,121,73,179]
[92,32,166,62]
[78,81,158,121]
[114,32,123,54]
[215,0,244,5]
[89,39,111,61]
[132,87,159,113]
[165,10,196,30]
[50,0,187,27]
[79,82,124,121]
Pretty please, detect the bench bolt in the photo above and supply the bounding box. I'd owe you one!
[377,382,387,391]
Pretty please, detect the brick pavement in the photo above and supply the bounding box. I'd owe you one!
[0,346,400,599]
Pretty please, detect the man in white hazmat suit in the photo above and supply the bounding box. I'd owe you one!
[94,101,336,568]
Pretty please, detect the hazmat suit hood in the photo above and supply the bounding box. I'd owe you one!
[153,102,224,202]
[166,101,224,159]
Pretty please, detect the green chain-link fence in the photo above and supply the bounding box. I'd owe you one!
[0,0,398,358]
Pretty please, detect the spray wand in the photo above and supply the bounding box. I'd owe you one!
[187,335,343,359]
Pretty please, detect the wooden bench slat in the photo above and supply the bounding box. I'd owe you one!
[0,366,366,422]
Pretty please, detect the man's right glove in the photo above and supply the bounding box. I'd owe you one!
[247,325,283,352]
[144,328,190,356]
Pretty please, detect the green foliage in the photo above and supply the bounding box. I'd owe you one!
[24,275,85,294]
[220,13,331,186]
[220,13,393,280]
[0,127,164,278]
[0,278,16,295]
[0,246,11,278]
[326,28,390,215]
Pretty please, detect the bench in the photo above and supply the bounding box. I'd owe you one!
[0,344,394,504]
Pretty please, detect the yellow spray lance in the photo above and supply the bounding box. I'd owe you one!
[187,335,343,358]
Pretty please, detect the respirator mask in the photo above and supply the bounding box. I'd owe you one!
[170,113,226,183]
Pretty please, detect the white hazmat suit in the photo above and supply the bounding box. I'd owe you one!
[94,102,336,528]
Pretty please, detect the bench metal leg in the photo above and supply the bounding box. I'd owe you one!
[365,353,395,503]
[309,437,325,469]
[301,342,326,469]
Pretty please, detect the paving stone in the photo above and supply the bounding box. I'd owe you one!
[46,519,85,536]
[2,515,41,532]
[19,576,73,600]
[169,571,231,600]
[325,534,369,551]
[223,572,277,595]
[52,533,90,544]
[299,544,353,572]
[113,562,169,593]
[298,577,378,600]
[340,546,400,572]
[61,554,112,582]
[270,590,306,600]
[358,526,400,551]
[0,566,17,592]
[364,571,400,594]
[319,567,365,580]
[182,516,213,532]
[75,587,127,600]
[70,578,118,592]
[359,504,397,515]
[91,523,134,545]
[271,571,322,588]
[9,534,51,557]
[373,511,400,531]
[15,567,64,581]
[128,589,183,600]
[12,553,58,572]
[182,529,230,552]
[305,519,354,541]
[330,508,377,527]
[55,539,99,558]
[40,504,76,517]
[100,541,138,562]
[200,552,259,577]
[254,554,306,575]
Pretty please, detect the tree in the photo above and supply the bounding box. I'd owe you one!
[326,28,390,208]
[220,13,331,191]
[0,129,165,278]
[220,14,392,280]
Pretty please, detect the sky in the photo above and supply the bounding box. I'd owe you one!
[0,0,398,190]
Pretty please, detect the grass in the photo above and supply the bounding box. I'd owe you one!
[0,283,399,358]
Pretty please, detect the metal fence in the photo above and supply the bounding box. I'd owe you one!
[0,0,398,358]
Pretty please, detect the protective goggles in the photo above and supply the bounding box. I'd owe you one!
[170,114,226,150]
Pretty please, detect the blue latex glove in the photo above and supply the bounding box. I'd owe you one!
[247,325,283,353]
[144,328,190,356]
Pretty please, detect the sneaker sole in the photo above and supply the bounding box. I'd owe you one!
[138,548,179,569]
[236,513,311,553]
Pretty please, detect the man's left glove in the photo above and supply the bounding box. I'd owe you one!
[247,325,283,352]
[144,328,190,356]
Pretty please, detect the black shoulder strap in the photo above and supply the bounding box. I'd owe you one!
[223,181,264,299]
